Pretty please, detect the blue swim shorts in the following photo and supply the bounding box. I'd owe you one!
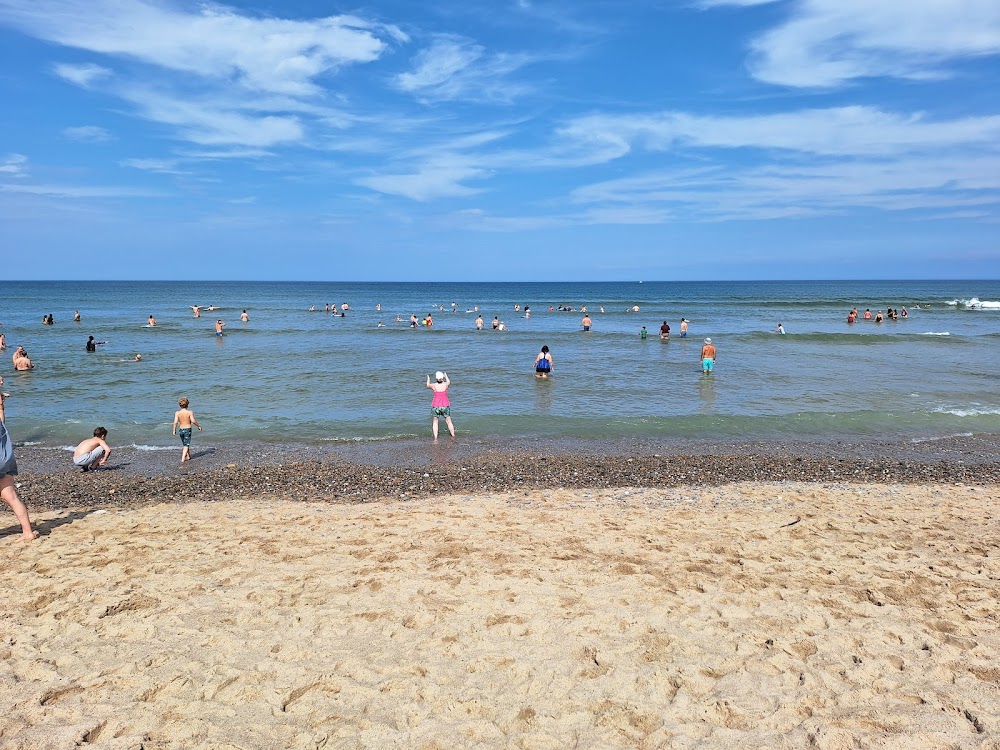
[702,358,714,371]
[178,428,193,446]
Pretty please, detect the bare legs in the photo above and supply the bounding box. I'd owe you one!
[432,416,456,440]
[1,475,37,540]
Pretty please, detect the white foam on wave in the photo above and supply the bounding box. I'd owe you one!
[946,297,1000,309]
[919,331,950,336]
[910,432,974,443]
[130,444,177,451]
[933,405,1000,417]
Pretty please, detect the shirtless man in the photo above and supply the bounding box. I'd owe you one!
[581,314,592,331]
[148,315,157,326]
[475,315,484,330]
[680,318,688,338]
[215,319,226,337]
[13,348,33,370]
[240,309,249,322]
[701,338,716,374]
[73,427,112,472]
[192,305,201,318]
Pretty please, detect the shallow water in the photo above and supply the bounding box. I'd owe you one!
[3,280,999,447]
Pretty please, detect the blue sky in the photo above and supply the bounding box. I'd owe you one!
[1,0,998,280]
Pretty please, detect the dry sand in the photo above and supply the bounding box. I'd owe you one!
[2,482,999,750]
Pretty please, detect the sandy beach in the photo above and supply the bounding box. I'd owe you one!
[2,481,998,749]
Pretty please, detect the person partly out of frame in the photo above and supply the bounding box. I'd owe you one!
[426,371,455,439]
[0,380,38,540]
[73,427,112,472]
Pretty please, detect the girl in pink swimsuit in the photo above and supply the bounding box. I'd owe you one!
[426,371,455,439]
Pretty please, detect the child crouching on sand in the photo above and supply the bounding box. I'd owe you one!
[172,397,203,463]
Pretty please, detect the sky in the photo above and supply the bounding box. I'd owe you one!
[1,0,999,281]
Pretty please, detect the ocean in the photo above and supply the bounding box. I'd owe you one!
[2,280,999,450]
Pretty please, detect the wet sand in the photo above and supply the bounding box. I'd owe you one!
[9,434,1000,510]
[2,481,998,749]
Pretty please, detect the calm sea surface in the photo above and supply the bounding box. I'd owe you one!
[2,280,999,449]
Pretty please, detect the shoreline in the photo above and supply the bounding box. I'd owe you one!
[8,433,1000,511]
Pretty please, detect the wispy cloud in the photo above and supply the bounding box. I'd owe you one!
[120,158,188,175]
[396,36,534,103]
[0,153,29,176]
[63,125,113,142]
[0,183,164,198]
[742,0,1000,87]
[5,0,401,96]
[557,106,1000,158]
[357,159,489,201]
[52,62,111,86]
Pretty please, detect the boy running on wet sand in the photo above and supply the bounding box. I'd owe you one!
[172,397,203,463]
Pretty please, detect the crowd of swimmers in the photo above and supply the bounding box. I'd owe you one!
[847,305,912,324]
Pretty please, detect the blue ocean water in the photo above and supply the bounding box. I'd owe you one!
[2,280,999,448]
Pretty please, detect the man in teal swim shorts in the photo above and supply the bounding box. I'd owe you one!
[701,337,716,373]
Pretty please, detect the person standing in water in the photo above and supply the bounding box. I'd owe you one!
[534,346,553,378]
[0,383,38,540]
[701,338,716,374]
[426,371,455,439]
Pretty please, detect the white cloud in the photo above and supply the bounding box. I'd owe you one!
[569,154,1000,221]
[357,160,489,201]
[4,0,400,96]
[744,0,1000,87]
[0,183,164,198]
[63,125,113,142]
[557,107,1000,158]
[396,36,533,103]
[52,62,112,86]
[0,153,29,176]
[120,158,188,175]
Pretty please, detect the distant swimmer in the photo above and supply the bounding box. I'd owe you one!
[13,348,33,370]
[43,313,54,325]
[192,305,200,318]
[641,326,648,339]
[133,354,142,362]
[492,316,499,330]
[632,305,640,312]
[240,309,249,322]
[396,315,403,323]
[775,323,785,334]
[148,315,157,326]
[680,318,688,338]
[204,306,219,311]
[215,319,226,337]
[901,306,908,318]
[599,306,605,313]
[875,310,884,323]
[476,315,484,330]
[426,371,455,439]
[73,427,112,472]
[73,311,81,322]
[425,314,434,328]
[410,313,418,328]
[85,336,106,352]
[376,303,381,311]
[581,314,592,331]
[498,321,508,331]
[341,303,350,311]
[701,338,716,374]
[847,310,856,324]
[377,321,386,328]
[659,321,670,340]
[534,345,553,378]
[0,333,5,350]
[309,305,316,312]
[864,308,872,320]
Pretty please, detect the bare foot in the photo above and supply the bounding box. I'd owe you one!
[21,530,40,541]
